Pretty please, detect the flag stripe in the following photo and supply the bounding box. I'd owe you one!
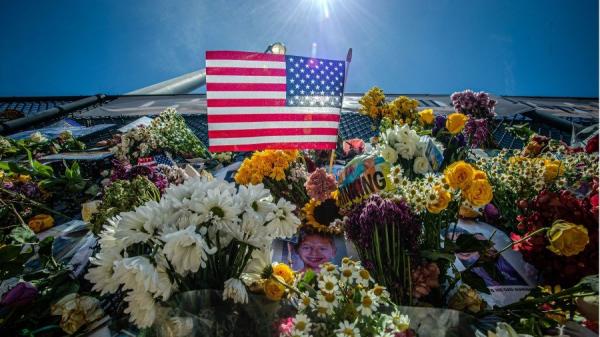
[206,59,285,69]
[208,106,340,115]
[209,128,338,138]
[207,113,340,123]
[209,135,337,146]
[206,83,286,91]
[207,99,286,107]
[208,121,339,130]
[206,75,287,83]
[209,142,336,152]
[206,50,285,62]
[206,67,286,76]
[206,91,286,99]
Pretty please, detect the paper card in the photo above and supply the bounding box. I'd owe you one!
[425,137,444,172]
[337,155,393,208]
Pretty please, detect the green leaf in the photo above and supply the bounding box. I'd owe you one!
[0,244,24,263]
[421,250,456,262]
[9,226,36,244]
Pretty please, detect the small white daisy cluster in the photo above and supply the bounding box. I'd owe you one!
[562,151,599,185]
[389,166,450,214]
[110,125,158,162]
[377,124,432,176]
[281,258,411,337]
[475,150,548,195]
[85,177,300,329]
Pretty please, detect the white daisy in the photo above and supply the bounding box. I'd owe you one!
[293,313,312,333]
[223,278,248,304]
[336,320,360,337]
[339,264,356,284]
[355,268,373,287]
[297,294,313,311]
[240,248,272,286]
[389,311,410,332]
[357,290,379,316]
[193,186,241,228]
[161,225,217,274]
[266,198,300,238]
[318,274,340,293]
[315,305,334,318]
[237,183,276,221]
[317,291,339,311]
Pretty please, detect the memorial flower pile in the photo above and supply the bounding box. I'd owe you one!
[358,87,420,126]
[377,124,433,178]
[85,177,300,328]
[110,108,208,163]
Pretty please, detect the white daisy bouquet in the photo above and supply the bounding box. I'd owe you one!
[377,124,434,179]
[84,176,300,330]
[278,258,413,337]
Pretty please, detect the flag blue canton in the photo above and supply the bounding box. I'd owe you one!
[285,56,345,108]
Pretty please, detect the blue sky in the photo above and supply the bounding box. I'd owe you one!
[0,0,598,97]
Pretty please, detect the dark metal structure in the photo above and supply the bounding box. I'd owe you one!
[1,94,597,150]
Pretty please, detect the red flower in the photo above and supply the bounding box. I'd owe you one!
[585,135,599,153]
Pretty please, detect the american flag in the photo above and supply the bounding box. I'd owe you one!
[206,50,345,152]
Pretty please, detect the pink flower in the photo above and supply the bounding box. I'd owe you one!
[304,168,337,202]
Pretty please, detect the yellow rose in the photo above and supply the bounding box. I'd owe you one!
[264,277,286,301]
[546,220,589,256]
[272,263,294,284]
[445,112,469,135]
[444,161,474,190]
[543,159,564,182]
[17,174,32,183]
[28,214,54,233]
[459,205,481,218]
[473,170,487,180]
[427,185,451,214]
[464,178,493,207]
[418,109,434,125]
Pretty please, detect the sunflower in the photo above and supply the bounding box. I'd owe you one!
[302,198,342,234]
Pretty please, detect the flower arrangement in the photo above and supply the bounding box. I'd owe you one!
[0,130,86,160]
[85,177,300,328]
[377,124,433,178]
[235,149,309,207]
[278,259,414,337]
[450,90,497,148]
[358,87,419,127]
[110,108,208,163]
[344,195,422,304]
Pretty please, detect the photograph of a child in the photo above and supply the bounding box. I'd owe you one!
[272,231,358,272]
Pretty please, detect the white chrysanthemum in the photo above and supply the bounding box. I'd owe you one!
[413,156,431,175]
[112,256,173,300]
[193,186,241,228]
[357,290,379,316]
[380,146,398,164]
[162,225,217,274]
[318,275,340,293]
[223,213,270,248]
[223,278,248,304]
[293,313,312,333]
[297,294,313,311]
[97,219,122,251]
[336,320,360,337]
[124,290,157,328]
[266,198,300,238]
[112,210,153,247]
[85,251,121,295]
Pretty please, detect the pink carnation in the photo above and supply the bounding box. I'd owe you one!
[305,168,337,202]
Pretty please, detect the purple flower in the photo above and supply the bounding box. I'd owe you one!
[463,118,489,148]
[3,181,15,190]
[19,182,41,199]
[483,203,500,223]
[0,282,37,308]
[432,115,447,136]
[344,195,421,252]
[450,90,496,119]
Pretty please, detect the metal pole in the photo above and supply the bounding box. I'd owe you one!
[126,69,207,95]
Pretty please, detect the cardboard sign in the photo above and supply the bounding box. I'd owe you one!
[337,155,393,208]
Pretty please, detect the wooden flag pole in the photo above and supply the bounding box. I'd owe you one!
[329,48,353,173]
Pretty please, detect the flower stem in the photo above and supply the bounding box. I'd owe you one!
[496,227,548,256]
